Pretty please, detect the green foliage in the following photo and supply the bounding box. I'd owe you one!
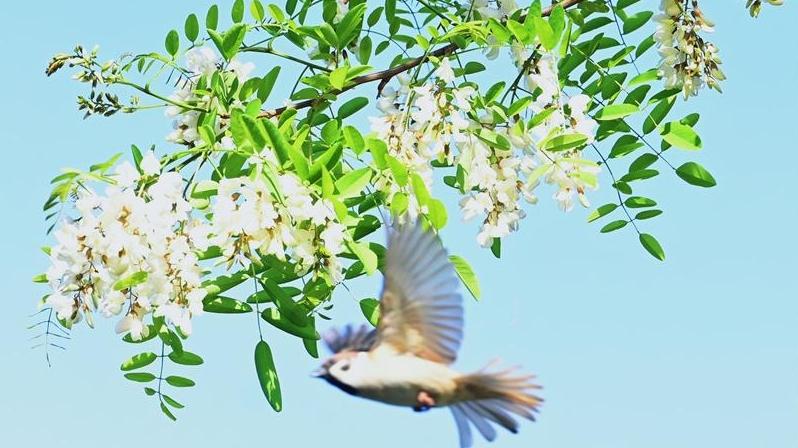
[37,0,777,420]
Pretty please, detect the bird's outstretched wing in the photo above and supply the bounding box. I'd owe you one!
[371,222,464,364]
[323,324,377,354]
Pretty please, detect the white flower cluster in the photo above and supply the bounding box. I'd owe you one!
[369,59,475,222]
[369,53,599,247]
[45,153,210,339]
[210,172,347,283]
[459,49,599,245]
[655,0,724,97]
[166,47,255,144]
[44,152,350,340]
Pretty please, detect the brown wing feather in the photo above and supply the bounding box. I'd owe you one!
[372,222,464,364]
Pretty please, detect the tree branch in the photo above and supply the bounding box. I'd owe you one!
[258,0,586,118]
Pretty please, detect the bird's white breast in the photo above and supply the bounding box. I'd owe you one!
[350,352,460,407]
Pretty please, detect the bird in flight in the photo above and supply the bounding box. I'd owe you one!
[314,222,542,447]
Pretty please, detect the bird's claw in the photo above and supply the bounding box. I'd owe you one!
[413,390,436,412]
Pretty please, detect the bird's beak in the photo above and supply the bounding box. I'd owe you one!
[310,367,327,378]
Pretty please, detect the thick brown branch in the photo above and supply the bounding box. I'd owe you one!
[258,0,585,118]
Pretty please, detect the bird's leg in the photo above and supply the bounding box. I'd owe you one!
[412,390,436,412]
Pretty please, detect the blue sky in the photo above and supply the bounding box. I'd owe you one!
[1,2,796,447]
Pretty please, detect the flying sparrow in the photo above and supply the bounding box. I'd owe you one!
[314,222,542,447]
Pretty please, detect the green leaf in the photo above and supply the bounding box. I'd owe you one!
[261,308,320,339]
[358,35,372,64]
[329,66,348,90]
[212,23,247,60]
[225,23,248,60]
[675,162,717,188]
[122,326,158,344]
[165,376,195,387]
[613,181,633,194]
[427,199,448,230]
[534,17,557,50]
[231,0,245,22]
[621,169,659,182]
[202,271,249,298]
[348,241,378,275]
[251,0,266,21]
[359,298,380,326]
[624,196,657,208]
[160,402,177,421]
[203,296,253,313]
[543,133,588,152]
[490,237,501,258]
[254,341,282,412]
[206,5,219,30]
[336,2,367,47]
[124,372,156,383]
[628,153,658,172]
[385,0,396,20]
[387,156,408,186]
[32,273,47,283]
[168,351,204,366]
[261,117,293,167]
[338,97,368,119]
[159,328,183,354]
[165,30,180,56]
[629,69,658,86]
[594,103,638,121]
[144,387,157,396]
[162,394,185,409]
[390,192,409,218]
[600,220,628,233]
[548,4,566,43]
[617,0,641,8]
[660,122,702,150]
[639,233,665,261]
[343,126,365,154]
[449,255,481,301]
[184,14,200,41]
[335,167,372,198]
[643,96,676,134]
[120,352,157,371]
[410,173,430,206]
[113,271,148,291]
[303,338,319,359]
[581,17,613,33]
[622,11,653,34]
[261,277,308,326]
[635,209,663,220]
[636,34,656,58]
[587,203,618,223]
[258,66,281,102]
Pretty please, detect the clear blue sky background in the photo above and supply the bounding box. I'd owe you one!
[1,2,796,447]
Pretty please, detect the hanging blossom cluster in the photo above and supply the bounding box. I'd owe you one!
[654,0,725,98]
[166,46,254,144]
[44,153,211,339]
[44,151,350,340]
[369,58,475,222]
[210,166,348,284]
[461,47,599,246]
[369,51,599,246]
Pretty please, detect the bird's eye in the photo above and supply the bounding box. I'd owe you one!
[340,363,350,372]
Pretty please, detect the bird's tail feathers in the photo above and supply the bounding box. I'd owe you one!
[449,364,542,447]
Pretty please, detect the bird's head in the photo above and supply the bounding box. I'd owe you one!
[312,352,363,396]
